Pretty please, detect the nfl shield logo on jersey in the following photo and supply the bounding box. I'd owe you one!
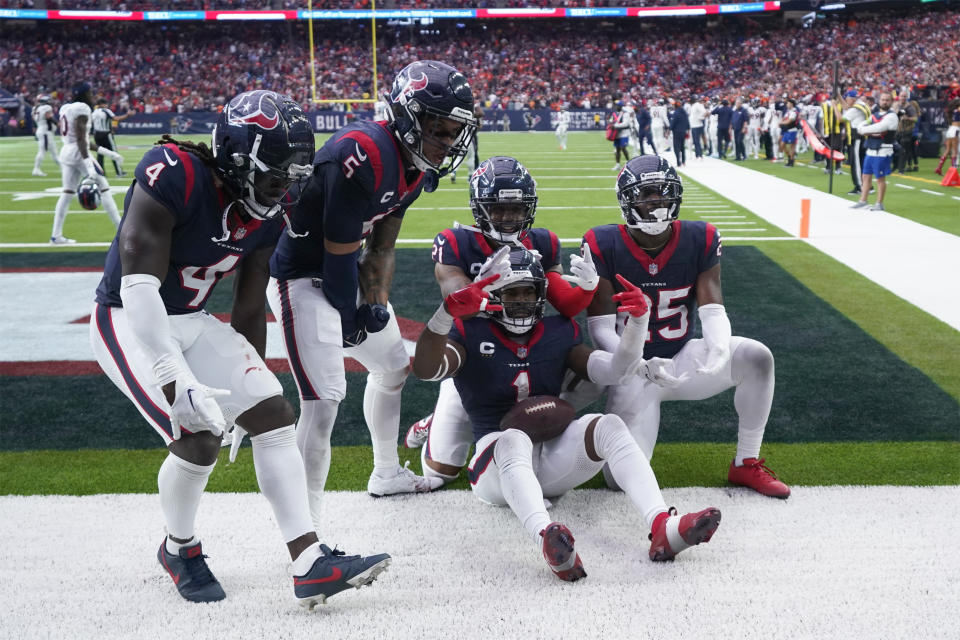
[648,263,659,275]
[517,346,528,359]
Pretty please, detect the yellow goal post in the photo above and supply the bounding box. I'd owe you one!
[307,0,379,105]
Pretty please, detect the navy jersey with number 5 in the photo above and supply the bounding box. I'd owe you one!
[583,220,721,359]
[450,315,582,442]
[95,144,282,314]
[432,226,561,277]
[270,120,425,280]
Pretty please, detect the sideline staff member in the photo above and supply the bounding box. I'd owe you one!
[92,98,131,177]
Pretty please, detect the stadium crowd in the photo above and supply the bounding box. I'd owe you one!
[1,9,958,114]
[2,1,757,9]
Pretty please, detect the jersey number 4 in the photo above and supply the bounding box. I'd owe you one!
[179,255,241,308]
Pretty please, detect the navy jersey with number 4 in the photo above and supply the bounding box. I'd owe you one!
[270,120,425,280]
[95,144,282,314]
[584,220,721,359]
[432,226,561,277]
[450,315,582,442]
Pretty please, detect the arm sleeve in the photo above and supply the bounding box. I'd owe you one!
[587,314,620,352]
[698,303,731,352]
[546,271,594,318]
[119,274,184,386]
[698,223,722,273]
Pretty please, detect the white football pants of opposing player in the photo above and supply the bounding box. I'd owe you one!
[468,414,671,544]
[90,305,285,444]
[34,131,60,174]
[562,336,775,464]
[267,276,434,529]
[53,142,120,240]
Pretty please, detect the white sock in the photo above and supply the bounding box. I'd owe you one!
[296,399,337,531]
[250,425,314,543]
[164,535,196,555]
[495,431,551,543]
[98,181,121,226]
[52,192,73,237]
[421,445,459,485]
[363,369,406,472]
[732,341,775,465]
[592,414,668,528]
[157,453,215,545]
[290,541,323,576]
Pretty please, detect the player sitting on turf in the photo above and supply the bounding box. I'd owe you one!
[403,156,600,486]
[565,154,789,498]
[412,248,721,581]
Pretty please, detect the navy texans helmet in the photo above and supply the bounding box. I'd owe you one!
[386,60,476,178]
[616,154,683,236]
[72,82,93,105]
[77,177,101,211]
[487,248,547,335]
[212,90,315,220]
[469,156,537,244]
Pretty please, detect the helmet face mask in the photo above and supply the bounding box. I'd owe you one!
[487,249,547,335]
[212,90,315,221]
[470,156,537,244]
[387,60,476,177]
[616,155,683,236]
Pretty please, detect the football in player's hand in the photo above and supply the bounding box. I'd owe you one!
[499,395,576,443]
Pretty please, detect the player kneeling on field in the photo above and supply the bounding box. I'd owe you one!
[412,248,720,581]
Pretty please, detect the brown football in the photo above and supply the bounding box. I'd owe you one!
[499,395,576,443]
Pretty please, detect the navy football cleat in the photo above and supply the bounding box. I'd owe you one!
[294,544,391,611]
[157,540,226,603]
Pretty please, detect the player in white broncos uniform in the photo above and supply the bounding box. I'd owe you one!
[555,106,570,150]
[746,98,764,160]
[650,99,671,154]
[32,95,60,176]
[52,82,121,244]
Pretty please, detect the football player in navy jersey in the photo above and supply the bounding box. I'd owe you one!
[572,154,789,498]
[413,248,721,581]
[90,91,390,609]
[403,156,600,486]
[266,61,478,520]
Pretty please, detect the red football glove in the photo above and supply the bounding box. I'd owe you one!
[611,273,650,318]
[444,274,504,318]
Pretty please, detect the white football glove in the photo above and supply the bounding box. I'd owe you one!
[475,245,513,292]
[561,245,599,291]
[168,376,230,440]
[638,357,689,388]
[82,157,99,180]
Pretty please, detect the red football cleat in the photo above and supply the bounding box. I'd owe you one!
[728,457,791,499]
[540,522,586,582]
[648,507,721,562]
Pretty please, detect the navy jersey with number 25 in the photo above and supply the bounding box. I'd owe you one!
[95,144,282,314]
[450,315,582,442]
[584,220,721,359]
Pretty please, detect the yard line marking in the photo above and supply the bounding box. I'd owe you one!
[894,184,916,190]
[920,189,943,196]
[698,215,746,219]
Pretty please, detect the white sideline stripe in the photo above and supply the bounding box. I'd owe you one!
[0,487,955,638]
[678,158,960,330]
[699,215,746,219]
[0,237,799,251]
[920,189,944,196]
[894,184,916,190]
[954,196,960,202]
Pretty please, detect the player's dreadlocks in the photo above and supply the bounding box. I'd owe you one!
[156,134,217,170]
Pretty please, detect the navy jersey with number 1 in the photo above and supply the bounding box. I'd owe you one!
[432,226,561,277]
[450,315,582,442]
